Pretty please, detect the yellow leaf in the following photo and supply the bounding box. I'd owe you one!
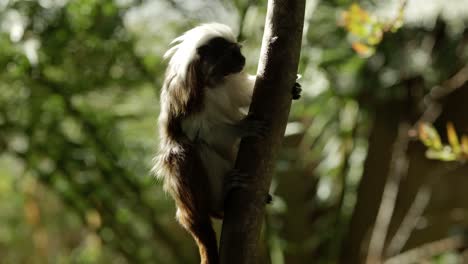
[352,42,375,57]
[86,209,102,230]
[341,3,371,30]
[461,135,468,156]
[446,122,461,154]
[426,147,457,162]
[367,27,383,45]
[418,122,442,150]
[350,3,370,21]
[24,199,40,226]
[341,2,405,56]
[340,12,350,27]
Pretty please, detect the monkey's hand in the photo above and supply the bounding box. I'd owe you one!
[292,82,302,100]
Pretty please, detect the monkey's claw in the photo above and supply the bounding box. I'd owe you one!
[292,82,302,100]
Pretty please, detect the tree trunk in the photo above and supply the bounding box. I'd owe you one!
[219,0,306,263]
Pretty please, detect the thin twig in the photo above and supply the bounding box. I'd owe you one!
[385,185,431,256]
[386,163,461,256]
[382,0,407,32]
[384,235,466,264]
[416,63,468,126]
[429,64,468,100]
[365,122,411,264]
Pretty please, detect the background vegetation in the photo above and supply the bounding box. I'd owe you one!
[0,0,467,263]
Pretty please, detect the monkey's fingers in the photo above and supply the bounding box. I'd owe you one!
[292,82,302,100]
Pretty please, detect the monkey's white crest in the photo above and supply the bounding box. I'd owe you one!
[164,23,237,80]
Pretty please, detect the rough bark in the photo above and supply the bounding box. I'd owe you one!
[219,0,305,263]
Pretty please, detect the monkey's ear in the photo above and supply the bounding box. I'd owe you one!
[186,58,202,87]
[184,58,204,112]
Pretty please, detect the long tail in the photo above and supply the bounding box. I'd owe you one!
[178,212,219,264]
[194,221,218,264]
[155,140,219,264]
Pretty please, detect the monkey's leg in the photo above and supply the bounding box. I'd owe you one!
[223,170,272,204]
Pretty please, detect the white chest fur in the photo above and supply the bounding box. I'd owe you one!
[181,73,254,159]
[180,73,255,210]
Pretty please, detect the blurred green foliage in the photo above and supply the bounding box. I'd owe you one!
[0,0,467,263]
[419,122,468,161]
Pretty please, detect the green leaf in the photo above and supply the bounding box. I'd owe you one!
[426,147,457,161]
[418,123,442,150]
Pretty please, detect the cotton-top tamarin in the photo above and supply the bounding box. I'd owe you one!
[153,23,301,264]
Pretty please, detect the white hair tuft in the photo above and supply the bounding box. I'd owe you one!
[164,23,237,80]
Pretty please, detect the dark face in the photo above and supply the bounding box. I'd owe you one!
[197,37,246,79]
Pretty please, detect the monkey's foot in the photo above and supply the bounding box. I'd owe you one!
[292,82,302,100]
[224,169,251,192]
[238,115,268,138]
[223,170,273,205]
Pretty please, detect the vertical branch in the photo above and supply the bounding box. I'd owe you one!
[385,185,431,257]
[385,163,460,257]
[219,0,306,263]
[384,236,467,264]
[365,122,411,264]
